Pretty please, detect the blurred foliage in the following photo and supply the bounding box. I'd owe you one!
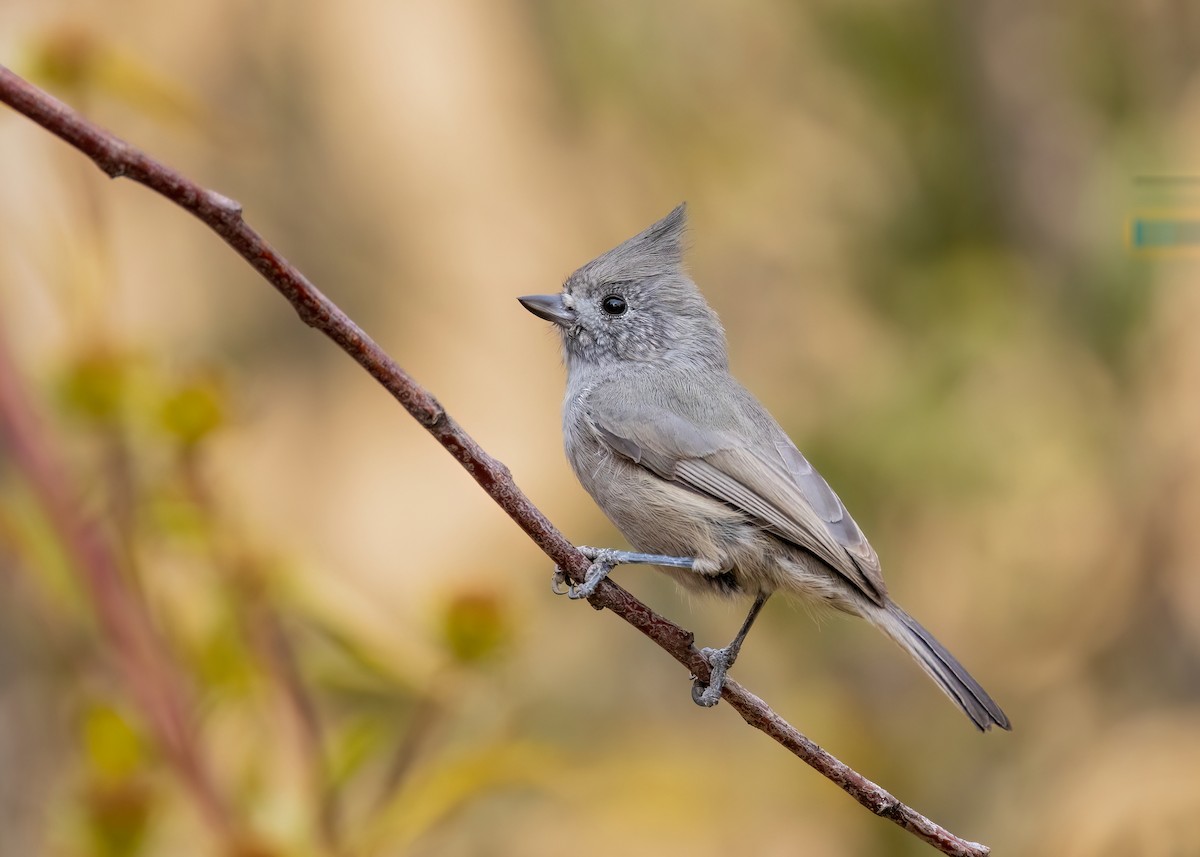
[58,348,132,427]
[158,376,224,448]
[25,25,204,127]
[2,2,1200,857]
[80,704,155,857]
[439,592,511,666]
[0,303,541,854]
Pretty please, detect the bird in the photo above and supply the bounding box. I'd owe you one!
[518,204,1010,731]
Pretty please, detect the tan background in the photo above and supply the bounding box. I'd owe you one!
[2,1,1199,855]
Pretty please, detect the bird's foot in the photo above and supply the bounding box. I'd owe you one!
[689,591,769,708]
[691,645,734,708]
[551,546,618,600]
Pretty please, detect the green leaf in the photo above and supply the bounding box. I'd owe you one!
[83,704,144,781]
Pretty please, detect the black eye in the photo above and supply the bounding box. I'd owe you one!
[601,294,627,316]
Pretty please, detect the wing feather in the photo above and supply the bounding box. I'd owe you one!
[591,400,885,604]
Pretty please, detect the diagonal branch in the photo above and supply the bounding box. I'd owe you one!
[0,64,990,857]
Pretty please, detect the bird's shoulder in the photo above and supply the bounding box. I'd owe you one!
[582,366,756,428]
[573,367,748,458]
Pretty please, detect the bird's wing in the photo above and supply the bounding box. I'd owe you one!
[591,399,885,605]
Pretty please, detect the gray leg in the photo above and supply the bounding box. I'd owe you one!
[552,546,697,600]
[692,591,770,707]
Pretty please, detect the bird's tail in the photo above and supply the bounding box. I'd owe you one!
[867,600,1011,731]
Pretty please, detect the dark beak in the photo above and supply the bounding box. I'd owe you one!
[518,293,575,326]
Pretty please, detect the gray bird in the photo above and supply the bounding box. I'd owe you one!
[519,204,1010,730]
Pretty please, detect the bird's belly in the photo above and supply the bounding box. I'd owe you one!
[580,457,789,596]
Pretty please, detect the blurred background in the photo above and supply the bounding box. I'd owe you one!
[1,1,1199,855]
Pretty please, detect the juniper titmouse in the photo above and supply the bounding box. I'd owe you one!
[519,204,1009,730]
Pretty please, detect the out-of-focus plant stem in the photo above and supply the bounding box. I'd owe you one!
[373,678,446,812]
[178,443,345,855]
[0,64,992,857]
[0,331,238,844]
[239,569,344,855]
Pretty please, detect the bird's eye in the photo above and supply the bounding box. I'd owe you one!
[601,294,627,316]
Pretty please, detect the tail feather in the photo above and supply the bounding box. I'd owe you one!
[871,601,1011,732]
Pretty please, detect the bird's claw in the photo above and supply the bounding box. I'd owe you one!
[568,549,618,600]
[551,567,570,596]
[552,548,618,600]
[691,646,732,707]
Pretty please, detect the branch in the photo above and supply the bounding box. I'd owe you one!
[0,64,990,857]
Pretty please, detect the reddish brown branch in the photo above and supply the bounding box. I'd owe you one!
[0,64,990,857]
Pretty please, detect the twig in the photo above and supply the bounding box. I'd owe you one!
[0,64,991,857]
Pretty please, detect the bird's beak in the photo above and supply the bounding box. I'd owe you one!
[518,293,575,327]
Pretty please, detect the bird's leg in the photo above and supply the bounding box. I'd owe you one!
[552,547,697,600]
[692,591,770,707]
